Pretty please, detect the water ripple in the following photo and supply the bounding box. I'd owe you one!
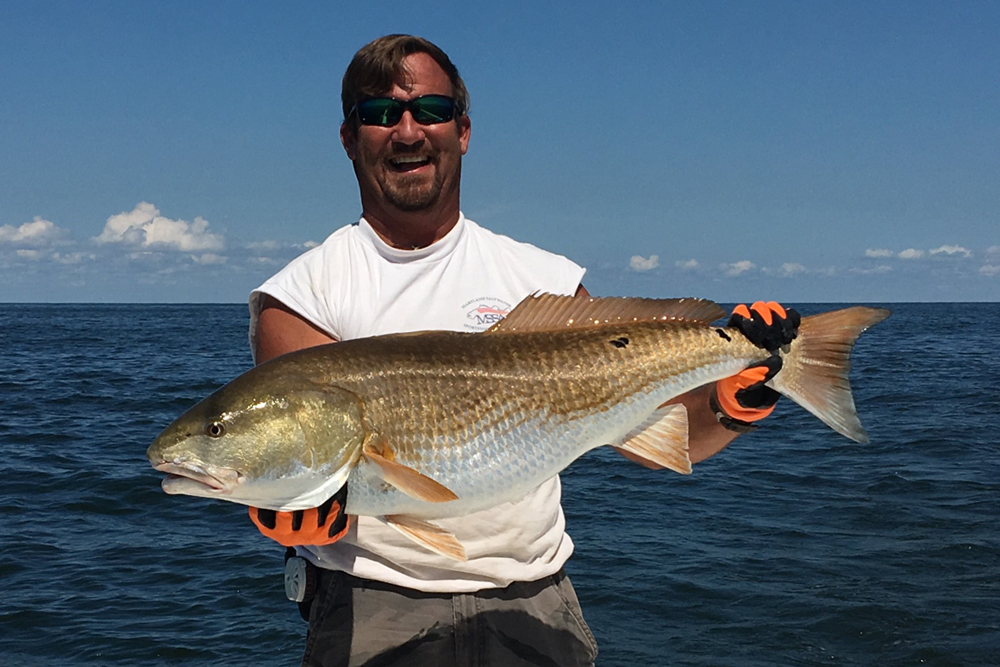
[3,303,999,665]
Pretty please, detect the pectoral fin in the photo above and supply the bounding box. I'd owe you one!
[383,514,467,561]
[616,403,691,474]
[363,438,458,503]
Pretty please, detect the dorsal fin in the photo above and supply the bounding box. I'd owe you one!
[486,293,727,333]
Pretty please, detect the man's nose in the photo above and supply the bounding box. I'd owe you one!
[391,110,425,145]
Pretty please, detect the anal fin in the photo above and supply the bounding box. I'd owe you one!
[384,514,467,561]
[363,438,458,503]
[616,403,691,474]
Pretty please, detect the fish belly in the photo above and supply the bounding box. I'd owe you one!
[343,413,621,519]
[342,359,743,519]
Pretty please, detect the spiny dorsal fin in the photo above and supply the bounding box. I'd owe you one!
[363,438,458,503]
[383,515,467,561]
[486,293,727,333]
[615,403,692,474]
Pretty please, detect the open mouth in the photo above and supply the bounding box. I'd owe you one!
[388,155,433,172]
[154,461,233,491]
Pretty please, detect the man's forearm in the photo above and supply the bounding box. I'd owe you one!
[613,384,740,468]
[667,384,739,464]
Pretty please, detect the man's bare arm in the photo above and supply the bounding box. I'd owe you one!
[613,385,738,468]
[662,384,739,464]
[254,294,337,365]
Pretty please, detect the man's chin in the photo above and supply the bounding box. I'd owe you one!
[388,198,440,213]
[383,184,442,212]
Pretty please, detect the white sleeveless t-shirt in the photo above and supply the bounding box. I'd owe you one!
[249,214,586,593]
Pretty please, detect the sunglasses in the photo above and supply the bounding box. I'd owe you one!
[350,95,460,127]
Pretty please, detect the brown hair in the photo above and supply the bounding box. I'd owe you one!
[341,35,469,127]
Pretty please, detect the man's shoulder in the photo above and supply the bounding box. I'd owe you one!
[282,222,360,267]
[463,218,579,266]
[313,222,361,251]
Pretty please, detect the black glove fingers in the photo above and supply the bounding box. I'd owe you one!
[315,494,336,526]
[729,304,801,351]
[736,384,781,410]
[316,485,350,536]
[734,356,783,409]
[255,508,278,530]
[778,308,801,347]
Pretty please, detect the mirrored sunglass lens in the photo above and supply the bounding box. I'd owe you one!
[412,97,455,124]
[357,99,402,126]
[355,96,456,126]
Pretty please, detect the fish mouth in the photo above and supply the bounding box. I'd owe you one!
[153,461,241,494]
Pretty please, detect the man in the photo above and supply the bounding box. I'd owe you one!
[248,35,796,667]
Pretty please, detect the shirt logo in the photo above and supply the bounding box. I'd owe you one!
[462,296,512,330]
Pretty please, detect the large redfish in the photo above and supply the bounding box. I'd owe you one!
[147,295,889,559]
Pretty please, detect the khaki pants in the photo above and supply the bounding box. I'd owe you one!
[300,568,598,667]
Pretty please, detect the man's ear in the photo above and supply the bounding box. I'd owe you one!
[458,114,471,155]
[341,122,358,160]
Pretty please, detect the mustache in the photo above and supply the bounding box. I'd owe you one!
[385,144,437,159]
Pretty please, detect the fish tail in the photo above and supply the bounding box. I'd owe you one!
[769,306,891,443]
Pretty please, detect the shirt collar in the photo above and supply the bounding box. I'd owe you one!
[357,213,466,264]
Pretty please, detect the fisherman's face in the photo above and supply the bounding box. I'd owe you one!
[342,52,471,215]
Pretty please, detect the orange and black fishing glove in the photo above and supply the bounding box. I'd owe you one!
[713,301,801,432]
[248,484,350,547]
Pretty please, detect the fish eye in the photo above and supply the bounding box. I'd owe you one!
[206,421,226,438]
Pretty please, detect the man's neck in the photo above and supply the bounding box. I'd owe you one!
[362,205,461,250]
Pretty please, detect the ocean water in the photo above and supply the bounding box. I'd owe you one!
[1,302,998,666]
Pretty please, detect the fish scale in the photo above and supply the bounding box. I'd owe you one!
[148,294,890,559]
[310,324,765,518]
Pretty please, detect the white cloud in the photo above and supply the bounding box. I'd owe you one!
[16,249,42,259]
[930,245,971,258]
[723,260,755,277]
[850,265,892,275]
[780,262,806,276]
[629,254,659,272]
[52,252,94,264]
[245,240,281,251]
[987,246,1000,256]
[865,248,894,258]
[191,253,227,265]
[898,248,924,259]
[762,263,807,277]
[980,265,1000,276]
[0,217,64,245]
[96,202,224,252]
[675,259,699,270]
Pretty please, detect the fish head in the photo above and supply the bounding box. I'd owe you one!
[147,366,366,509]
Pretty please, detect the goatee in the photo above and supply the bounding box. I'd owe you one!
[381,171,444,212]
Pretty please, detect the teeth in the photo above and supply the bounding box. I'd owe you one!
[391,156,430,165]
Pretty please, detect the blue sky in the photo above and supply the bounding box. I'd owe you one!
[2,1,997,303]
